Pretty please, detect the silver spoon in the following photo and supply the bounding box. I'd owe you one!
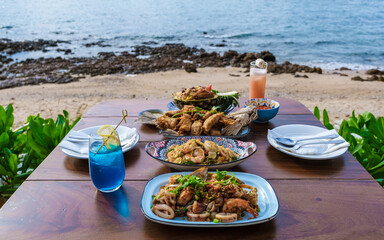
[275,132,339,147]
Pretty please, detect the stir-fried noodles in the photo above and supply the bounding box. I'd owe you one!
[166,139,240,165]
[151,167,259,223]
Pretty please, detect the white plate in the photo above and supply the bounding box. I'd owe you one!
[267,124,348,160]
[60,126,140,159]
[141,171,279,227]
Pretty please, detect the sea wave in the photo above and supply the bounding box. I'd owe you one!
[303,61,383,71]
[203,32,259,39]
[315,40,343,45]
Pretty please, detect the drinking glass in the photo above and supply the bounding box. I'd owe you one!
[88,133,125,193]
[249,61,267,99]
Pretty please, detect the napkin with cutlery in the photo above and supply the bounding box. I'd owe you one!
[268,129,349,155]
[59,127,138,155]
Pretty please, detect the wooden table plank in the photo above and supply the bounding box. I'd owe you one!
[83,97,313,117]
[28,114,372,181]
[27,140,372,181]
[1,180,383,240]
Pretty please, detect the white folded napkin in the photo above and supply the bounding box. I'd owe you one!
[59,139,89,154]
[60,127,138,155]
[268,129,349,155]
[121,128,139,148]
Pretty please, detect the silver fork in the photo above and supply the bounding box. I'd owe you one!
[284,139,346,150]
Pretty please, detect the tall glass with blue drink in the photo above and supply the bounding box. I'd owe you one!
[89,134,125,192]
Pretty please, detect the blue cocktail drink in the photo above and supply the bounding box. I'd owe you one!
[89,136,125,193]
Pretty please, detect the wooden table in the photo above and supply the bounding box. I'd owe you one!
[1,97,383,239]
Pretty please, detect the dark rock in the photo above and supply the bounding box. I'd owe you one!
[84,41,111,48]
[56,49,72,55]
[215,43,226,47]
[184,63,197,73]
[367,75,378,81]
[255,51,276,62]
[340,73,348,77]
[223,50,238,59]
[351,76,364,81]
[0,39,70,54]
[340,67,351,71]
[229,73,240,77]
[294,74,309,78]
[366,69,384,75]
[97,52,116,59]
[1,41,325,89]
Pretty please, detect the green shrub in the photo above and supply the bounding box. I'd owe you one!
[314,107,384,187]
[0,104,80,201]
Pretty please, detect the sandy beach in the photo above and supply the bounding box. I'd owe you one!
[1,67,383,128]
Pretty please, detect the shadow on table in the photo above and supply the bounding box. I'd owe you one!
[142,216,277,239]
[123,146,140,168]
[265,146,345,177]
[95,186,131,220]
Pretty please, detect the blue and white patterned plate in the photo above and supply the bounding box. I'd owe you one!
[167,101,235,114]
[141,171,279,227]
[145,136,257,171]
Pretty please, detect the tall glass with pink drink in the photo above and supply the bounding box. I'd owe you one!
[249,59,267,99]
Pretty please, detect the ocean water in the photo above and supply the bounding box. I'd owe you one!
[1,0,384,69]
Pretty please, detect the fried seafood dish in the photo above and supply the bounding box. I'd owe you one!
[173,85,240,111]
[174,85,216,101]
[151,167,259,223]
[156,105,258,136]
[166,139,240,165]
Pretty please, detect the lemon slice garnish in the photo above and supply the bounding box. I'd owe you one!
[102,135,120,149]
[97,125,117,137]
[97,125,120,150]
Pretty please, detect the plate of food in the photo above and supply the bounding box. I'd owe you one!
[171,85,240,113]
[136,104,258,138]
[145,136,257,171]
[140,167,279,227]
[167,101,234,114]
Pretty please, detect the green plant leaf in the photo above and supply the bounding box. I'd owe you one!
[0,164,8,176]
[4,104,15,129]
[0,132,10,149]
[371,166,384,179]
[0,105,6,130]
[8,153,18,174]
[314,106,320,120]
[368,158,384,172]
[322,109,334,130]
[351,143,363,155]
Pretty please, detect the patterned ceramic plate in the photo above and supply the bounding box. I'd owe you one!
[145,136,257,171]
[167,101,235,114]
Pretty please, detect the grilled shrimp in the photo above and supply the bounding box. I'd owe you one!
[222,198,259,218]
